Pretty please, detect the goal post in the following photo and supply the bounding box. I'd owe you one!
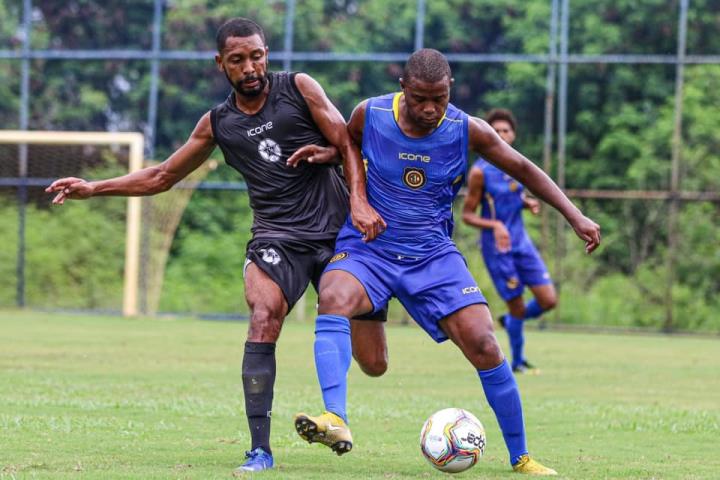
[0,130,143,316]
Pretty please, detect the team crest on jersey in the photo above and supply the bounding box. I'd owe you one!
[329,252,348,263]
[506,277,520,289]
[403,167,426,189]
[259,248,281,265]
[258,138,282,163]
[509,181,519,192]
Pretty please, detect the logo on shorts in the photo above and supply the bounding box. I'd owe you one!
[403,167,426,189]
[329,252,348,263]
[259,248,281,265]
[506,277,520,289]
[462,286,480,294]
[258,138,282,163]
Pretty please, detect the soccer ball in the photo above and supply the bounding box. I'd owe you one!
[420,408,486,473]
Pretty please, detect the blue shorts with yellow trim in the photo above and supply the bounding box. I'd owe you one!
[481,239,552,302]
[325,230,487,343]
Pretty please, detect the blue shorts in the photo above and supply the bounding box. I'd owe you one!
[325,233,487,343]
[481,240,552,301]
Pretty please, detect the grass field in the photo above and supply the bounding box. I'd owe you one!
[1,311,719,479]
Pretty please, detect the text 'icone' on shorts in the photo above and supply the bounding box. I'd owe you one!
[324,234,487,342]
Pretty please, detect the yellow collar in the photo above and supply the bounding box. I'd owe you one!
[392,92,446,127]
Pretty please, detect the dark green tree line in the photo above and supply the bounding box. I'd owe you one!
[0,0,717,328]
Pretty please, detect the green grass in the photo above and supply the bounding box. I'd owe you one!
[1,311,719,479]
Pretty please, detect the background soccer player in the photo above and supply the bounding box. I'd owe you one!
[462,108,557,373]
[294,49,600,475]
[45,17,388,474]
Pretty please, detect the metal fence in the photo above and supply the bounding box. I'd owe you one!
[1,0,719,327]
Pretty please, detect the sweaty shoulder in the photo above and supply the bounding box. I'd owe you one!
[468,115,499,152]
[467,164,484,186]
[349,93,397,143]
[348,99,370,143]
[292,72,324,99]
[195,110,215,141]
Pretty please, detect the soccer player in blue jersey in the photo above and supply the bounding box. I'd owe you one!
[292,49,600,475]
[462,108,556,374]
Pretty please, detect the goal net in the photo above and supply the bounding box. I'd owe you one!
[0,130,208,316]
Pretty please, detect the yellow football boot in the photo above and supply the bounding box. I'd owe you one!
[512,455,558,475]
[294,411,353,455]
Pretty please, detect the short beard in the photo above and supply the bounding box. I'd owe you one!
[226,71,268,98]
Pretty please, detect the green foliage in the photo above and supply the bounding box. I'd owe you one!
[159,212,252,314]
[0,199,126,310]
[0,201,19,306]
[0,1,718,329]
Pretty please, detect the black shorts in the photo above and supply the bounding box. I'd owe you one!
[245,237,386,321]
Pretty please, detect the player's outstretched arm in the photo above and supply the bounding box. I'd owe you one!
[468,116,601,253]
[294,74,386,241]
[45,113,216,205]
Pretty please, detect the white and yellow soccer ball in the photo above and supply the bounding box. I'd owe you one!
[420,408,486,473]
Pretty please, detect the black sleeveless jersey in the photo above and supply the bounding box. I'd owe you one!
[210,71,350,241]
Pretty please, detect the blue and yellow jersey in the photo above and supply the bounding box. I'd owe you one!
[473,158,530,250]
[351,92,468,257]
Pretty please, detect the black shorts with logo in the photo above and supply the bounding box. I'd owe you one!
[245,237,387,321]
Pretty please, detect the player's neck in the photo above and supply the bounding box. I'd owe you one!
[233,85,270,115]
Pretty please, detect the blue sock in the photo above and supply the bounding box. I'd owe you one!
[478,360,528,465]
[523,299,545,320]
[505,314,524,370]
[314,314,352,423]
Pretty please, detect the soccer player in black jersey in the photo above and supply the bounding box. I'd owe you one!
[46,17,387,474]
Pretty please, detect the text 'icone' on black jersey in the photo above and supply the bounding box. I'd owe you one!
[210,71,349,241]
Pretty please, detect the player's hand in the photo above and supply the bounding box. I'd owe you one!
[524,197,541,215]
[493,222,511,253]
[45,177,94,205]
[350,196,387,242]
[569,214,601,254]
[286,144,339,167]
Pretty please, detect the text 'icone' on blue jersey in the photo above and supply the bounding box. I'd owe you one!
[344,92,468,258]
[327,93,487,342]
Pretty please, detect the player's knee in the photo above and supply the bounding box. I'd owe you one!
[479,333,502,358]
[318,286,357,317]
[248,307,283,342]
[469,333,503,367]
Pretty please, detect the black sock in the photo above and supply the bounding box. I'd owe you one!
[242,341,276,455]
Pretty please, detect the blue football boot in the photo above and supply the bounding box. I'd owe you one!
[232,447,274,475]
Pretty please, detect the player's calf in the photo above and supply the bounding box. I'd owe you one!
[351,318,388,377]
[355,355,387,377]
